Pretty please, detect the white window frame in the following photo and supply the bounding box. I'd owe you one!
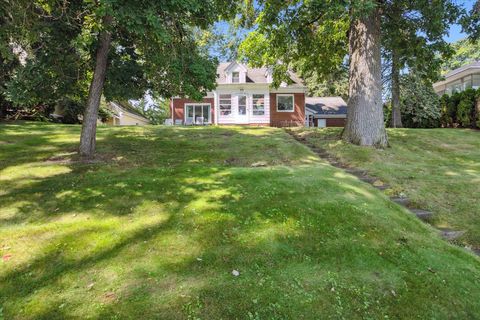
[184,103,211,123]
[232,72,240,83]
[252,94,265,116]
[276,94,295,112]
[219,94,232,116]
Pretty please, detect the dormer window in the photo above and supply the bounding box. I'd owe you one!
[232,72,240,83]
[224,62,248,84]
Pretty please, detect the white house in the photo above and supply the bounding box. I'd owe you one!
[433,61,480,95]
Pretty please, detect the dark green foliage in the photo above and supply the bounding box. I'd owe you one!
[399,74,441,128]
[461,0,480,41]
[302,66,349,101]
[440,89,480,128]
[457,89,478,127]
[383,103,392,126]
[2,0,235,125]
[57,99,85,124]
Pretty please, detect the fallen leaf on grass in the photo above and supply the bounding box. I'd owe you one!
[102,292,117,303]
[2,254,12,262]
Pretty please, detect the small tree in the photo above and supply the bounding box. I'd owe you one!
[399,74,441,128]
[456,89,477,128]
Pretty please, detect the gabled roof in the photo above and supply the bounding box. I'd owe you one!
[216,62,303,85]
[110,101,150,122]
[305,97,348,115]
[224,61,248,73]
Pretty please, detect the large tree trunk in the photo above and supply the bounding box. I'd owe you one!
[390,48,403,128]
[343,7,388,147]
[79,16,112,158]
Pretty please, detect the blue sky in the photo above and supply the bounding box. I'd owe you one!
[445,0,475,42]
[215,1,475,45]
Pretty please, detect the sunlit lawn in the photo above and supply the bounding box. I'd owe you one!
[1,122,479,319]
[294,127,480,251]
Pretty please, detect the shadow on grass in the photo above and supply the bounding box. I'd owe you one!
[1,124,480,319]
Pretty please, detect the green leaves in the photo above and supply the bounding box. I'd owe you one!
[399,73,441,128]
[239,1,349,88]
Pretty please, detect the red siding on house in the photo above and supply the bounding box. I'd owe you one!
[269,93,305,127]
[326,118,346,127]
[171,98,215,124]
[313,118,346,127]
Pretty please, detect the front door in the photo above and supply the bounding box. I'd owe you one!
[235,94,249,124]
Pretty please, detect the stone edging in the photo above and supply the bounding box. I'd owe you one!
[285,129,479,257]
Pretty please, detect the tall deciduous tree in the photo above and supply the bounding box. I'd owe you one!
[345,4,387,146]
[6,1,234,158]
[76,1,234,158]
[239,0,462,147]
[239,1,387,146]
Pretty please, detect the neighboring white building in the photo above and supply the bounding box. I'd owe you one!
[433,61,480,95]
[106,102,150,126]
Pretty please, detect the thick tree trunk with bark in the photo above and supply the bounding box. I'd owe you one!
[79,16,112,158]
[343,7,388,147]
[390,48,403,128]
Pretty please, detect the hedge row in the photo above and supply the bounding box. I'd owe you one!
[440,88,480,128]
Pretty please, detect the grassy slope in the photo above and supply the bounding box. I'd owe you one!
[294,128,480,250]
[0,122,479,319]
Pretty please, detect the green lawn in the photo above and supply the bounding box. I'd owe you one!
[293,128,480,250]
[1,122,479,319]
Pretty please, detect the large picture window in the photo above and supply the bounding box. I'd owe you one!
[185,104,211,124]
[252,94,265,115]
[219,94,232,116]
[276,94,294,112]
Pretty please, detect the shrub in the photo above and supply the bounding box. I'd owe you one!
[58,99,84,124]
[456,89,476,128]
[476,91,480,128]
[440,88,480,129]
[400,74,441,128]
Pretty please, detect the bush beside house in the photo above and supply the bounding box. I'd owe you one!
[388,73,480,129]
[440,88,480,128]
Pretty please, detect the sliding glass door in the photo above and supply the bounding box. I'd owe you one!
[185,104,211,124]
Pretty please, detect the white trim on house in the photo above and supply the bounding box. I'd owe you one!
[433,62,480,95]
[215,88,270,125]
[276,94,295,113]
[224,61,248,73]
[270,87,306,93]
[184,103,212,124]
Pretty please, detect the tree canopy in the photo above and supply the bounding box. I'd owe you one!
[238,0,462,147]
[2,0,235,156]
[441,38,480,73]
